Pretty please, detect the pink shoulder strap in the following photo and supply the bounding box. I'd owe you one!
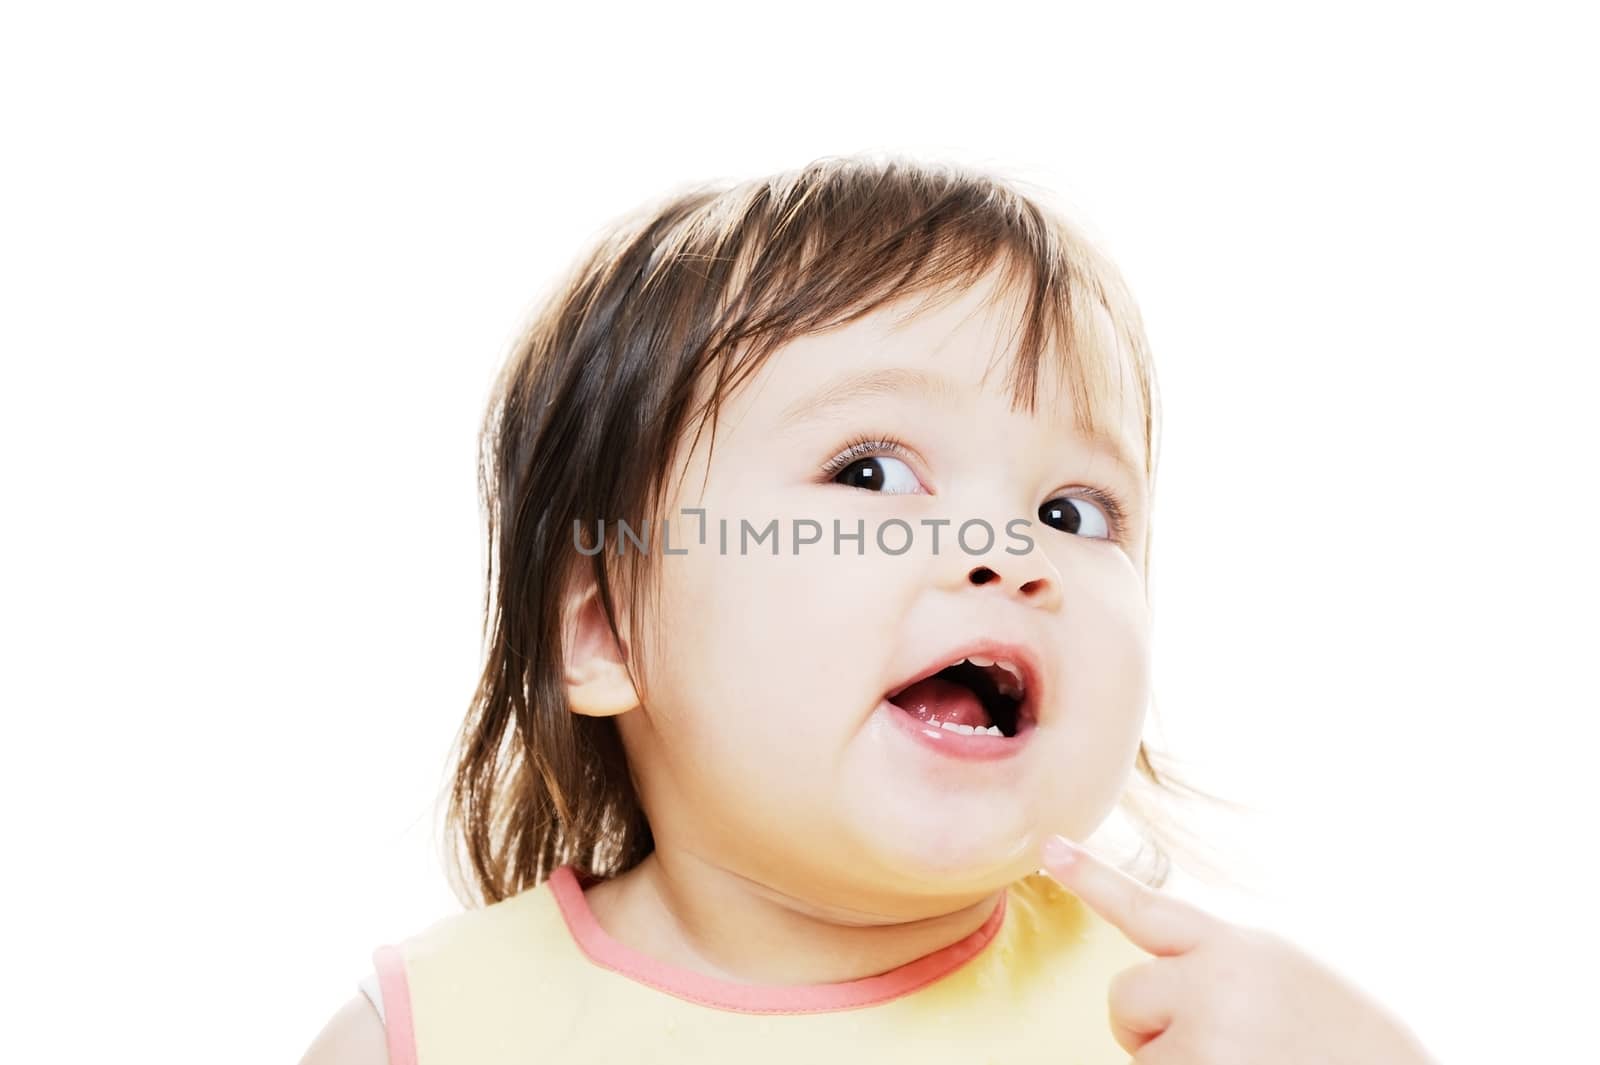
[371,945,418,1065]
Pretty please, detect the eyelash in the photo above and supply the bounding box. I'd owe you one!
[817,432,1132,543]
[1064,486,1130,543]
[817,433,919,478]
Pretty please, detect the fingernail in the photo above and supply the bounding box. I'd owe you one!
[1043,834,1079,867]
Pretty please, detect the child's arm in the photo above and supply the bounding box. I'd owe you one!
[296,994,390,1065]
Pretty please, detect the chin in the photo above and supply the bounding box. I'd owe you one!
[849,810,1038,893]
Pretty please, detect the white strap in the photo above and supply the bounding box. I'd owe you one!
[358,969,386,1025]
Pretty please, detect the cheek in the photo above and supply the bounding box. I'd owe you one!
[1047,558,1151,787]
[642,541,902,768]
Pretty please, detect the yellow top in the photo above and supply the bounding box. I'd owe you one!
[372,864,1149,1064]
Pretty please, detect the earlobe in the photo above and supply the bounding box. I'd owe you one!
[561,579,640,718]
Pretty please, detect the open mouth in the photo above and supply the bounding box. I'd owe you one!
[885,654,1035,739]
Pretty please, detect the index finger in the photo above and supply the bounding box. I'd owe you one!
[1040,834,1224,956]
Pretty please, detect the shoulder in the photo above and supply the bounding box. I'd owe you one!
[401,878,558,970]
[297,993,390,1065]
[293,883,560,1065]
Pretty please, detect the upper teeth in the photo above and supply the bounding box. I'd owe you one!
[963,655,1025,699]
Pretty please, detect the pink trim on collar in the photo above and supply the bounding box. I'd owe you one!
[546,864,1008,1015]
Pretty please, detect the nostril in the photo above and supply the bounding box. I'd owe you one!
[969,566,998,585]
[1020,577,1050,597]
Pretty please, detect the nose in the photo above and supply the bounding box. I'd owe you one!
[952,523,1064,613]
[965,559,1062,611]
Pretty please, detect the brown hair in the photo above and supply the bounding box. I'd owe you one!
[441,154,1250,907]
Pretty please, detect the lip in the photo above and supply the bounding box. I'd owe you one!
[885,638,1046,730]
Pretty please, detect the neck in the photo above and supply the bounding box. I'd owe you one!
[579,848,1005,986]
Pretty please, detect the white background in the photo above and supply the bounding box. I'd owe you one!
[3,3,1595,1063]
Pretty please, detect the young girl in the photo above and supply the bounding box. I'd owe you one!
[300,156,1440,1064]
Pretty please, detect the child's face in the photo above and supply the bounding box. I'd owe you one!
[615,267,1151,905]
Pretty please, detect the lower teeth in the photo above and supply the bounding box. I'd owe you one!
[934,720,1003,737]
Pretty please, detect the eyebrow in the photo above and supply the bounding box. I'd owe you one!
[780,367,965,427]
[779,365,1146,487]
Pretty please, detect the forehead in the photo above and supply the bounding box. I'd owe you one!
[717,265,1149,479]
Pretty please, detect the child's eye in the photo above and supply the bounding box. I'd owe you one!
[819,435,927,494]
[1038,494,1117,539]
[833,455,923,494]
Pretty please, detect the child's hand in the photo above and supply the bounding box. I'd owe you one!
[1040,836,1442,1065]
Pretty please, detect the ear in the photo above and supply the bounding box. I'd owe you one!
[560,576,640,718]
